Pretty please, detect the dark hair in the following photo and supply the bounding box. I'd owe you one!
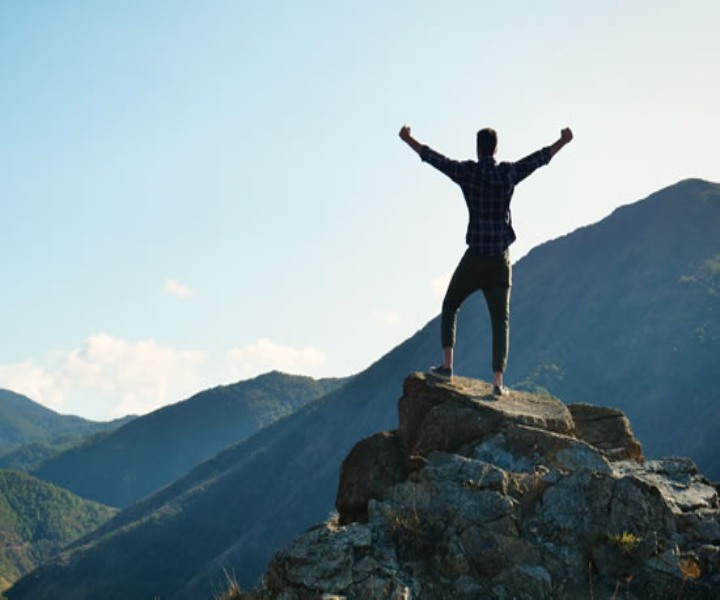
[476,128,497,157]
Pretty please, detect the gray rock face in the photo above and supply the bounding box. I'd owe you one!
[242,373,720,599]
[336,431,405,525]
[399,374,575,465]
[568,402,644,462]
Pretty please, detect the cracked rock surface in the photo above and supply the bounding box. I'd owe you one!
[242,373,720,599]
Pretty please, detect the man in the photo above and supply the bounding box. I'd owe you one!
[399,124,573,395]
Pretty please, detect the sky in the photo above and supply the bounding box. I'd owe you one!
[1,1,719,421]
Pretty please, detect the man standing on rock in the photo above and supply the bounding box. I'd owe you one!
[399,124,573,395]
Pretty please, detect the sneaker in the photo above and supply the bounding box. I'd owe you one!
[492,385,509,397]
[428,365,452,381]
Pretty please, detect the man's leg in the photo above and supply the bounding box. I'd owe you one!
[482,253,512,389]
[484,284,511,385]
[440,250,484,370]
[442,346,454,369]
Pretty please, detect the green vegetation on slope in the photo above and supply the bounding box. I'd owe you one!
[0,469,117,592]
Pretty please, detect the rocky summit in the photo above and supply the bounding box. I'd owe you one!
[239,373,720,600]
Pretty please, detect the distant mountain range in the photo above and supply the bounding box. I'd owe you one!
[0,372,346,591]
[6,179,719,600]
[0,469,116,593]
[0,390,134,473]
[0,389,132,451]
[31,371,347,507]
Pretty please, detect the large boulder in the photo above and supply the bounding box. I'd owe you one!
[337,373,613,524]
[243,374,719,599]
[398,373,575,467]
[335,431,405,525]
[568,402,644,462]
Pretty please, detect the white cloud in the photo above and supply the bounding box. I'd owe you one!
[431,272,452,299]
[371,309,401,326]
[0,334,330,421]
[224,337,326,381]
[0,333,207,420]
[0,360,63,412]
[165,278,193,298]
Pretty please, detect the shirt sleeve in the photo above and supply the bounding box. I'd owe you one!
[512,147,552,184]
[420,146,464,184]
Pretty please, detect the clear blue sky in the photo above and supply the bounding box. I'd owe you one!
[1,1,718,420]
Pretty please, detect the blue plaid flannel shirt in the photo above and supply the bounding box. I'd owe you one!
[420,145,552,255]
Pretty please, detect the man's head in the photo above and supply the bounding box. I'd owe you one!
[476,128,497,159]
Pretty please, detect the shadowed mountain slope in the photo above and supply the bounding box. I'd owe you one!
[7,354,413,600]
[31,371,347,507]
[501,178,719,476]
[7,178,719,599]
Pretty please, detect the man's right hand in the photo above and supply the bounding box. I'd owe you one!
[399,125,412,141]
[560,128,573,144]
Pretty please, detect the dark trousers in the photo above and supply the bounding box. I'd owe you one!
[441,249,512,373]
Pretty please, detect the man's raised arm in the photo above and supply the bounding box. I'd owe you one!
[399,125,423,155]
[548,127,574,157]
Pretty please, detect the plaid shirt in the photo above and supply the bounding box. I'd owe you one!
[420,145,552,255]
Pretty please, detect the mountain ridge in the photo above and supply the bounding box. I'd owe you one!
[7,178,719,599]
[31,370,348,507]
[0,389,130,449]
[0,390,134,473]
[505,177,719,474]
